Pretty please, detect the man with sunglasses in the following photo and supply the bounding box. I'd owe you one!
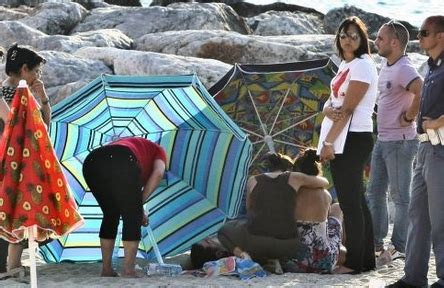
[367,20,422,266]
[388,15,444,288]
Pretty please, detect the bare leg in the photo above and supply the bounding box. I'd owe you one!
[100,238,118,277]
[329,203,344,222]
[8,243,24,270]
[122,240,142,278]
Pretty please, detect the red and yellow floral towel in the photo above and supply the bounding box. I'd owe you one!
[0,85,83,243]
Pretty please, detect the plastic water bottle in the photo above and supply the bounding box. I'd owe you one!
[146,263,182,276]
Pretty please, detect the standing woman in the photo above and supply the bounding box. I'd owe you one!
[82,137,167,278]
[1,44,50,126]
[0,44,51,279]
[319,16,378,274]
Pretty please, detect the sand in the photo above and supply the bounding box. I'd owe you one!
[1,237,438,288]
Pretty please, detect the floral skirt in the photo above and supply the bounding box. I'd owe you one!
[290,217,342,273]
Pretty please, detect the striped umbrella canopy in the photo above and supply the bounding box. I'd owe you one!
[209,58,336,175]
[40,74,252,262]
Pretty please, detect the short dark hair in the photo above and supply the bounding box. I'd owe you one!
[293,148,321,176]
[335,16,371,60]
[190,242,230,269]
[425,15,444,33]
[263,152,293,172]
[384,20,410,52]
[5,43,46,76]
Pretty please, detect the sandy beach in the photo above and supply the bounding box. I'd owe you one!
[2,233,438,288]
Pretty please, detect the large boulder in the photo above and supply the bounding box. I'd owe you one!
[0,21,47,48]
[0,50,112,101]
[32,29,133,53]
[74,47,232,88]
[247,10,325,36]
[73,3,250,39]
[0,6,28,21]
[136,30,334,64]
[324,5,418,40]
[21,2,88,35]
[104,0,141,6]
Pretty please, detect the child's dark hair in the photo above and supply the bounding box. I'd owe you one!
[293,148,321,176]
[5,43,46,76]
[190,242,230,269]
[264,152,293,172]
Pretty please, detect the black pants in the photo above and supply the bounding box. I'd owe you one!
[82,145,143,241]
[330,132,375,272]
[218,220,302,263]
[0,239,7,273]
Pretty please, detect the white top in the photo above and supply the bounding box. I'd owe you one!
[329,54,378,132]
[317,54,377,154]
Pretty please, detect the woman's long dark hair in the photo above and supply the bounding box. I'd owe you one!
[264,152,293,172]
[293,148,321,176]
[334,16,371,60]
[5,43,46,76]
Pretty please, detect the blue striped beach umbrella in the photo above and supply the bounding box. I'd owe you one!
[40,74,252,262]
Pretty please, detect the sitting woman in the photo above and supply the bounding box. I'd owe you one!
[286,148,345,273]
[218,152,329,273]
[246,152,329,240]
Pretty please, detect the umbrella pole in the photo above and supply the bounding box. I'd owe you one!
[28,225,38,288]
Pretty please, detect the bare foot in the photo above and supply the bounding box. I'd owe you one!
[122,270,145,278]
[333,265,358,274]
[101,270,119,277]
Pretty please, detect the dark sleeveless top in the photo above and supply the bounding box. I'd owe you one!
[1,86,16,104]
[247,172,297,239]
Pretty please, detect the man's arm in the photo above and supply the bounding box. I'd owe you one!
[423,115,444,130]
[400,77,423,126]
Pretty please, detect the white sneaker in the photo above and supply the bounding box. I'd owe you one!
[387,244,405,261]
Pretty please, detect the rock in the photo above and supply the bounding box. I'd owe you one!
[21,2,88,35]
[324,5,418,40]
[0,50,112,101]
[104,0,141,6]
[32,29,133,53]
[247,10,325,36]
[50,80,89,104]
[74,47,232,88]
[0,0,45,7]
[0,6,28,21]
[136,30,334,64]
[227,1,323,18]
[152,1,324,19]
[0,21,47,49]
[73,3,250,40]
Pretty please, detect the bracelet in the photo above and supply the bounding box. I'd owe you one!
[41,98,50,105]
[402,113,414,123]
[323,140,333,147]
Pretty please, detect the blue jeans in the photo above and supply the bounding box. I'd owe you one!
[402,143,444,287]
[367,139,418,253]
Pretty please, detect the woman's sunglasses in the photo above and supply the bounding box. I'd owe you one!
[339,32,360,41]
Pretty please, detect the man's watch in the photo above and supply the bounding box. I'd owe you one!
[402,113,414,123]
[323,140,333,147]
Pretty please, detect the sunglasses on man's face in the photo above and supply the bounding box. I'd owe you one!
[418,29,432,38]
[339,32,360,41]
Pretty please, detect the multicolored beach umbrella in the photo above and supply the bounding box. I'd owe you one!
[209,58,336,174]
[40,74,252,262]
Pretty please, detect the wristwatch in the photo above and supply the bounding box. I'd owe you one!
[323,140,333,147]
[402,113,414,123]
